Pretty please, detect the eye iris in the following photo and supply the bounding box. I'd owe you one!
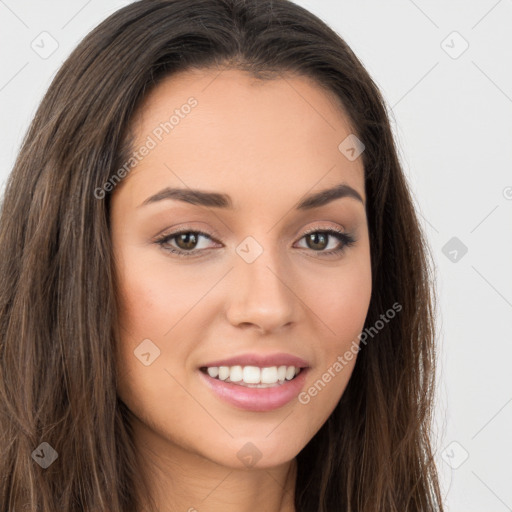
[307,232,328,250]
[176,232,198,250]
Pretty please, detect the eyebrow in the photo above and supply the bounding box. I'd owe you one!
[139,182,364,210]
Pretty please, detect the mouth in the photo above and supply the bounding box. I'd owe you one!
[198,354,310,412]
[199,365,303,388]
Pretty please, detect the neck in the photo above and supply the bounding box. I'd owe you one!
[132,416,297,512]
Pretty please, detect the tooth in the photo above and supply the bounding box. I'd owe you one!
[208,364,302,385]
[218,366,230,381]
[243,366,261,384]
[285,366,296,380]
[260,366,278,384]
[207,367,219,378]
[229,365,243,382]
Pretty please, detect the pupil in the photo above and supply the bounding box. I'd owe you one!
[177,233,197,250]
[308,232,327,250]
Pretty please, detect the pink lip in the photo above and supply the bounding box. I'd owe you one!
[199,352,310,369]
[198,367,310,412]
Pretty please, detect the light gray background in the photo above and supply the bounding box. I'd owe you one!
[1,1,511,510]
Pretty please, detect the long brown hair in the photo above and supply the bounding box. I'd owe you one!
[0,0,444,510]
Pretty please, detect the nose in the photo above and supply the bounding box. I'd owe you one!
[225,241,297,334]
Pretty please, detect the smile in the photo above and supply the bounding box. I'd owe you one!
[200,365,302,387]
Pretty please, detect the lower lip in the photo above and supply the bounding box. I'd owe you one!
[198,368,309,412]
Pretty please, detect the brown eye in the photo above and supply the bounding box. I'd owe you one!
[174,232,199,250]
[305,232,328,250]
[155,229,220,258]
[295,228,356,257]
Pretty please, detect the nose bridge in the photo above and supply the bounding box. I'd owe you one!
[226,234,296,331]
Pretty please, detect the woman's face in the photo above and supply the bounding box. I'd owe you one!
[111,68,372,469]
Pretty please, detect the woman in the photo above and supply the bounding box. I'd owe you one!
[0,0,444,510]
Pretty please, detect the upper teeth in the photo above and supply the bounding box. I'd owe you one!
[206,365,300,385]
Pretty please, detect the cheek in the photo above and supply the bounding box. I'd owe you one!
[113,249,183,404]
[301,246,372,347]
[318,273,371,335]
[115,245,215,337]
[114,262,198,446]
[113,246,223,417]
[294,251,371,423]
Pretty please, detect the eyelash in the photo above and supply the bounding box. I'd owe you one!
[154,226,356,259]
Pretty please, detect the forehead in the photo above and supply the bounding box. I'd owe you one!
[115,67,365,210]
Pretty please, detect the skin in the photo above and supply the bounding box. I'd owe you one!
[111,68,372,512]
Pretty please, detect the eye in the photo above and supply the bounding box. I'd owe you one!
[154,229,219,257]
[295,227,356,257]
[154,226,356,258]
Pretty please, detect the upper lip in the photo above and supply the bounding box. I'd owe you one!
[200,352,310,369]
